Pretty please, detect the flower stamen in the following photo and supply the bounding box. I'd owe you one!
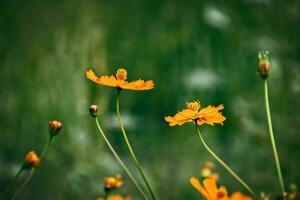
[116,68,127,81]
[186,101,201,111]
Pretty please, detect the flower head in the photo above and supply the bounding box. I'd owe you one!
[190,177,252,200]
[190,177,228,200]
[165,101,226,126]
[25,150,40,168]
[48,120,63,138]
[258,50,270,79]
[104,174,123,189]
[201,162,219,181]
[86,68,154,91]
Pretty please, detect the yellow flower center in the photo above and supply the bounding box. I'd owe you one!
[116,68,127,81]
[186,101,201,111]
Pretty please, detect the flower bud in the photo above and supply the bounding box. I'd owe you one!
[25,150,40,168]
[89,105,98,117]
[104,174,123,189]
[258,51,271,79]
[48,120,63,138]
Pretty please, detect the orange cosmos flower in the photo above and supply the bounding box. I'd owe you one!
[165,101,226,126]
[190,177,228,200]
[86,68,154,91]
[104,174,124,189]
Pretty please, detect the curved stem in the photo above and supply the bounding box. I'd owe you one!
[95,118,150,200]
[195,125,258,199]
[264,80,286,198]
[12,168,35,200]
[116,91,156,200]
[2,166,24,195]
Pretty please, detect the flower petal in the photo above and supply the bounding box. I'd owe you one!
[121,80,154,90]
[190,177,209,199]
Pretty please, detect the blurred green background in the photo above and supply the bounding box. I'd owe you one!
[0,0,299,199]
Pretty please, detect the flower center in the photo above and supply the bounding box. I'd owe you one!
[186,101,201,111]
[116,68,127,81]
[216,191,226,199]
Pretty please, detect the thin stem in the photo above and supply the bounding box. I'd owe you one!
[11,137,52,199]
[116,91,156,200]
[40,138,51,161]
[264,80,286,198]
[95,117,150,200]
[2,166,24,195]
[12,168,35,200]
[195,125,258,199]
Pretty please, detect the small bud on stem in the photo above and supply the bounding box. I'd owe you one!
[24,150,40,168]
[89,105,98,117]
[258,50,271,79]
[48,120,63,139]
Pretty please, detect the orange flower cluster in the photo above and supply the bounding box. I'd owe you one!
[86,68,154,91]
[165,101,226,126]
[190,177,252,200]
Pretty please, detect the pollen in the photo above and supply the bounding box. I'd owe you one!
[116,68,127,81]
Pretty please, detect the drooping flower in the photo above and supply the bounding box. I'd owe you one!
[190,177,228,200]
[165,101,226,126]
[25,150,40,168]
[86,68,154,91]
[104,174,124,189]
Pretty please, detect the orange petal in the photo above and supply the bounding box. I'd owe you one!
[203,178,218,198]
[190,177,209,199]
[121,80,154,90]
[230,192,252,200]
[86,69,99,82]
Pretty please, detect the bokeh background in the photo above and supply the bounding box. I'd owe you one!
[0,0,299,199]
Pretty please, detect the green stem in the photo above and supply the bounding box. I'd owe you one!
[116,91,156,200]
[95,118,150,200]
[40,138,51,161]
[12,168,35,200]
[11,138,52,199]
[2,166,24,195]
[195,125,258,199]
[264,80,286,198]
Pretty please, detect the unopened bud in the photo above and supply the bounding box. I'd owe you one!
[89,105,98,117]
[48,120,63,138]
[258,51,271,79]
[104,174,123,189]
[25,150,40,168]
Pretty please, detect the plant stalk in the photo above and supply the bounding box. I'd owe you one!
[116,91,156,200]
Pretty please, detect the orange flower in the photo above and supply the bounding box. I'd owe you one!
[230,192,252,200]
[97,195,132,200]
[104,175,123,189]
[25,150,40,168]
[86,68,154,91]
[190,177,228,200]
[165,101,226,126]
